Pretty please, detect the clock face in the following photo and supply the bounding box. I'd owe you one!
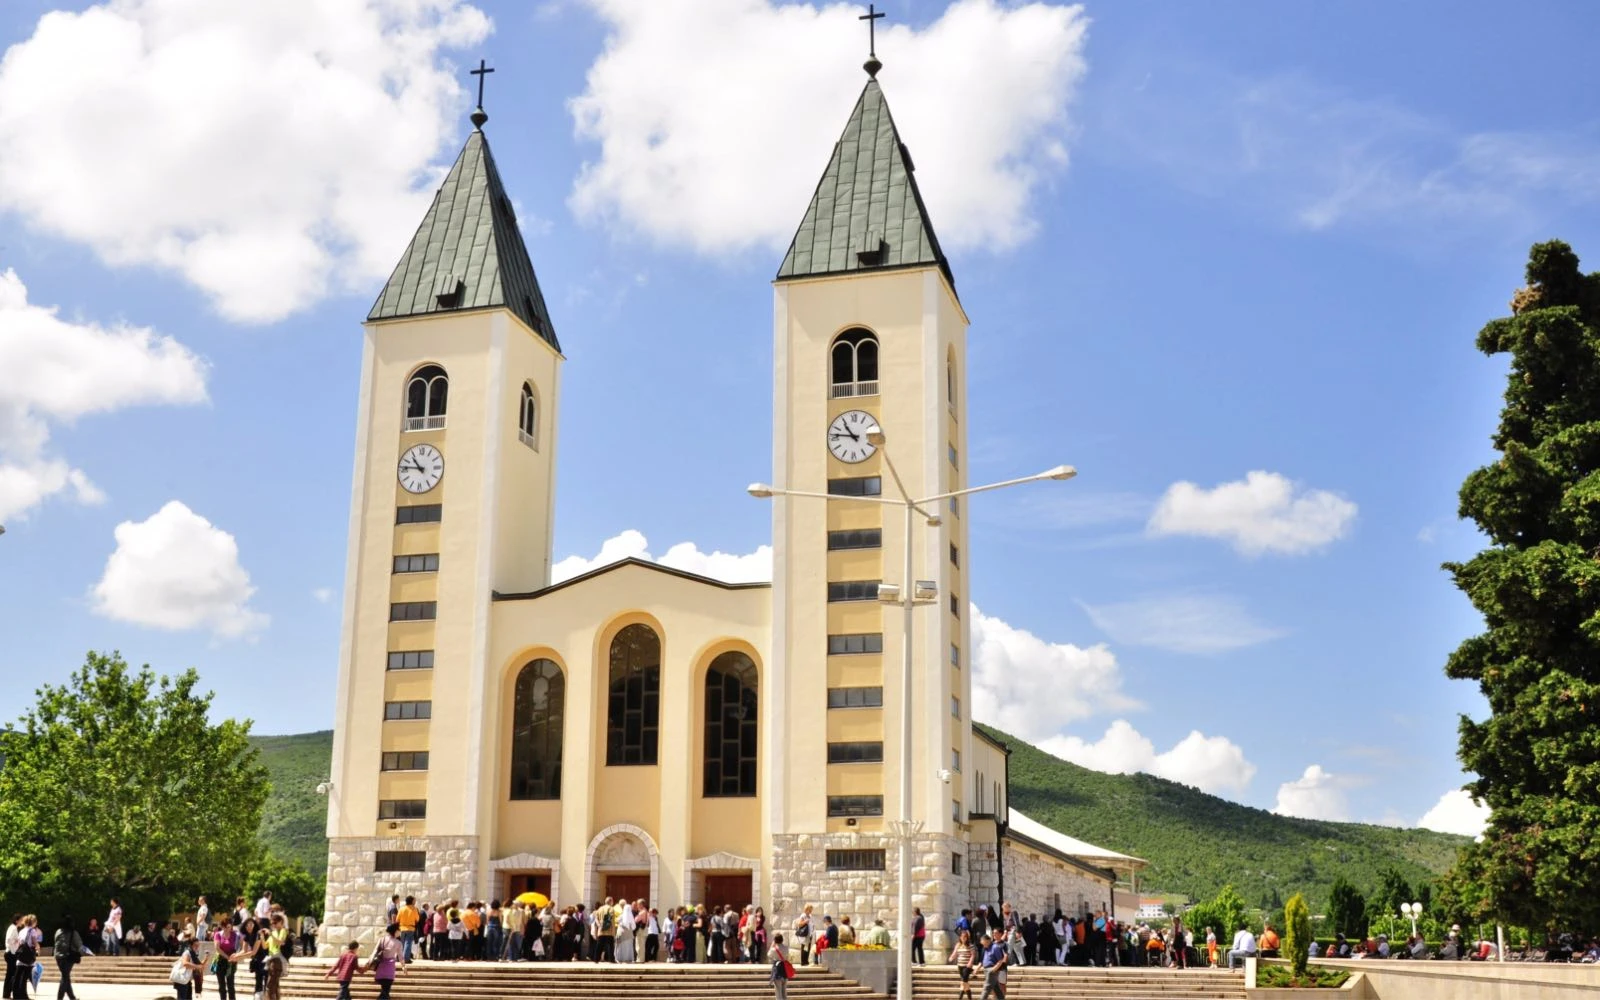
[828,410,881,464]
[397,443,444,494]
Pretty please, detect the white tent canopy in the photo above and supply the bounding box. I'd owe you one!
[1007,808,1148,878]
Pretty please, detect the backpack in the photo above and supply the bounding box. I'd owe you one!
[601,909,615,933]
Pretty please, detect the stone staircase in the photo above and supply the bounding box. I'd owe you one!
[64,955,886,1000]
[910,966,1246,1000]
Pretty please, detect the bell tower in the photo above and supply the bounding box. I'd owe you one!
[322,92,564,952]
[766,62,972,950]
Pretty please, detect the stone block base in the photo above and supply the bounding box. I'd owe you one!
[321,835,480,955]
[769,831,965,958]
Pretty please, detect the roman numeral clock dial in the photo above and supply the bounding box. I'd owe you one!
[398,443,444,494]
[828,409,881,464]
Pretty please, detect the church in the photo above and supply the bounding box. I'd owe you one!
[320,49,1144,956]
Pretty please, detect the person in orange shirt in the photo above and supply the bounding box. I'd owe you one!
[462,904,483,961]
[1260,924,1281,958]
[396,897,420,964]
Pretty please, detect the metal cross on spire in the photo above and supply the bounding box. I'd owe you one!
[469,58,495,128]
[859,4,885,77]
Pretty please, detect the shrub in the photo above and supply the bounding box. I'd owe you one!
[1285,893,1312,976]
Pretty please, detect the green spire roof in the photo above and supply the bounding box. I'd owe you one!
[368,125,559,351]
[776,77,952,291]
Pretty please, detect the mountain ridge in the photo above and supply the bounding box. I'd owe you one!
[254,727,1467,908]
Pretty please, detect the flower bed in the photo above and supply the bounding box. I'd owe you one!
[1256,965,1351,989]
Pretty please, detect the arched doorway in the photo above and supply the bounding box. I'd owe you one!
[586,823,660,905]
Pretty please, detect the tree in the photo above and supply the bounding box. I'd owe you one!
[1326,877,1366,938]
[1444,240,1600,933]
[1187,884,1250,943]
[1372,866,1414,918]
[1284,894,1311,976]
[0,652,268,901]
[245,853,323,919]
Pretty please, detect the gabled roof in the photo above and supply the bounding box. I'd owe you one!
[368,122,559,352]
[776,77,953,292]
[492,557,771,602]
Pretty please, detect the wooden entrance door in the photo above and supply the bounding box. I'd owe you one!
[704,874,752,913]
[507,872,552,899]
[605,873,650,904]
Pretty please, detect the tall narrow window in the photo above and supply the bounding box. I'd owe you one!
[703,651,758,797]
[405,364,448,430]
[830,329,879,398]
[947,353,958,414]
[510,658,564,799]
[607,624,661,765]
[519,382,538,449]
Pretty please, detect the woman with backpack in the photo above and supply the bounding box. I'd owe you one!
[51,916,83,1000]
[768,933,793,1000]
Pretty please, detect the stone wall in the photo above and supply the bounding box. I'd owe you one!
[965,840,1000,908]
[1000,842,1111,921]
[769,831,966,958]
[321,835,480,955]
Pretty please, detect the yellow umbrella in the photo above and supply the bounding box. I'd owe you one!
[514,891,550,908]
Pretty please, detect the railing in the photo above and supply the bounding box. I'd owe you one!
[518,428,537,450]
[830,380,879,399]
[405,415,446,431]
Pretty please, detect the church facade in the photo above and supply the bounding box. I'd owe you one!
[321,65,1136,955]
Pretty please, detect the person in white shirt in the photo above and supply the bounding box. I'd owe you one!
[254,893,272,922]
[105,901,122,958]
[1227,927,1257,970]
[195,898,210,943]
[5,915,24,1000]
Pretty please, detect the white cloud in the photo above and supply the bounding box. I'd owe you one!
[1418,788,1490,839]
[970,603,1139,739]
[0,268,207,522]
[1102,67,1600,238]
[569,0,1089,255]
[0,0,491,323]
[551,529,772,585]
[1080,593,1285,654]
[1273,764,1349,821]
[1147,471,1357,556]
[1038,720,1257,795]
[91,501,267,638]
[312,587,336,604]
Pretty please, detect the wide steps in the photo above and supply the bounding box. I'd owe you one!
[911,967,1244,1000]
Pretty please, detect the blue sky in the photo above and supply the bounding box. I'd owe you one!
[3,0,1597,837]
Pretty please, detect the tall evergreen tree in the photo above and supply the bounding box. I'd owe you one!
[1445,240,1600,932]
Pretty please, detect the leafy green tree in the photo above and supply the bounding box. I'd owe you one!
[1284,894,1311,976]
[1187,884,1250,943]
[1444,240,1600,933]
[1326,877,1366,938]
[0,652,267,900]
[245,853,323,918]
[1372,866,1413,918]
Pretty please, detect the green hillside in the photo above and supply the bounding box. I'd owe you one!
[253,730,334,876]
[254,727,1469,909]
[985,723,1468,911]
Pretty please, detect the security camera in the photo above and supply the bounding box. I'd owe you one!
[937,769,953,784]
[315,782,331,796]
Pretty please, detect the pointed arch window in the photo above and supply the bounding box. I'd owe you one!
[607,624,661,765]
[947,351,958,416]
[830,329,879,399]
[518,382,538,449]
[510,658,563,800]
[406,365,448,431]
[703,651,758,797]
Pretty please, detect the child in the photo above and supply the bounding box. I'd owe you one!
[325,942,362,1000]
[949,929,976,1000]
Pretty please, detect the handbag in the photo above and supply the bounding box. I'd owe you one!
[170,958,193,986]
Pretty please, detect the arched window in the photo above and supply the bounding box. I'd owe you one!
[703,651,758,797]
[405,364,448,430]
[510,658,563,800]
[607,624,661,765]
[518,382,538,448]
[830,329,879,398]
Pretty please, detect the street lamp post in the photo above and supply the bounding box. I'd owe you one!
[750,429,1074,1000]
[1400,902,1422,939]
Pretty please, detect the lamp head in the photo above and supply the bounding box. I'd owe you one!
[746,483,775,499]
[1041,464,1078,481]
[876,582,901,604]
[866,429,886,447]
